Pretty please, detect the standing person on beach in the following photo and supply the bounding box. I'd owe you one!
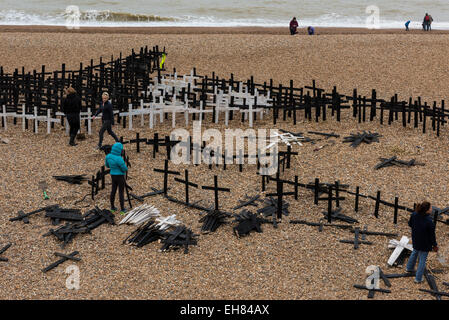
[62,87,82,146]
[93,92,119,150]
[289,17,298,35]
[105,142,128,215]
[429,15,434,31]
[406,201,438,283]
[423,13,431,31]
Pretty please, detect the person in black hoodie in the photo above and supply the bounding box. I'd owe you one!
[93,92,119,150]
[406,201,438,283]
[62,87,82,146]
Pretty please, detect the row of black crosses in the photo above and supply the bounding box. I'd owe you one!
[0,45,167,130]
[2,51,447,139]
[262,174,447,229]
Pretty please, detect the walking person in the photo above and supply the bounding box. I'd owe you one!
[405,201,438,283]
[289,17,299,35]
[105,142,128,215]
[93,92,119,150]
[62,87,82,146]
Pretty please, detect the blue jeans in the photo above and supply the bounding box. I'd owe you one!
[406,249,429,282]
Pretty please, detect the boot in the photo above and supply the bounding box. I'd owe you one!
[69,135,77,146]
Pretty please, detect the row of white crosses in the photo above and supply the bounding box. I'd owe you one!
[55,108,119,135]
[1,104,60,134]
[128,72,273,129]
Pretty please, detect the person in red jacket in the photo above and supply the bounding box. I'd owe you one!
[290,17,298,35]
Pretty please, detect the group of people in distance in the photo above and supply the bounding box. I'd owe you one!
[62,87,128,215]
[290,13,436,34]
[289,17,314,35]
[405,13,434,31]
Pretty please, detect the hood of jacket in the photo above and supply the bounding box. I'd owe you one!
[111,142,123,156]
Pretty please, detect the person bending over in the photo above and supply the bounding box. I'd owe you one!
[62,87,82,146]
[105,142,128,215]
[307,26,315,35]
[406,201,438,283]
[290,17,299,35]
[93,92,119,150]
[405,20,411,31]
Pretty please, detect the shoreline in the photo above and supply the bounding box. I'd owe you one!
[1,25,449,35]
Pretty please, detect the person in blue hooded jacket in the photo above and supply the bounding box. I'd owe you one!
[406,201,438,283]
[105,142,128,214]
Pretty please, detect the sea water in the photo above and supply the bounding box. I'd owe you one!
[0,0,448,29]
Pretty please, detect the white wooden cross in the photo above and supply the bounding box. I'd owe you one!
[239,101,265,128]
[1,105,18,131]
[387,235,413,266]
[14,104,29,132]
[265,131,304,150]
[26,107,61,134]
[155,214,182,231]
[186,100,213,127]
[79,108,93,135]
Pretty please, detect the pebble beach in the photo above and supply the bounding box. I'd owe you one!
[0,26,449,300]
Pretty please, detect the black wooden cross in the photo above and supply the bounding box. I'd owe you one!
[42,251,80,273]
[266,176,295,221]
[130,132,147,153]
[174,169,198,204]
[339,227,373,249]
[0,243,12,262]
[201,175,230,211]
[146,133,165,158]
[278,146,298,170]
[153,160,180,195]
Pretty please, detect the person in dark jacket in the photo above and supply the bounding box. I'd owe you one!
[307,26,315,35]
[93,92,119,150]
[62,87,82,146]
[290,17,299,35]
[406,201,438,283]
[105,142,128,214]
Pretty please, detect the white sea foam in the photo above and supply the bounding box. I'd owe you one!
[0,1,448,30]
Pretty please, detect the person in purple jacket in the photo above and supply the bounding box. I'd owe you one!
[406,201,438,283]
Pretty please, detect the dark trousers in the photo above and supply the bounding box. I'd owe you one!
[110,175,125,210]
[290,27,297,35]
[66,113,80,142]
[98,120,119,147]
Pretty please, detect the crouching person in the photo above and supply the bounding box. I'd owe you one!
[105,142,128,215]
[406,201,438,283]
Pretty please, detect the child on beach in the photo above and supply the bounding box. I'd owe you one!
[405,20,410,31]
[105,142,128,215]
[289,17,298,35]
[307,26,315,35]
[405,201,438,283]
[93,92,119,150]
